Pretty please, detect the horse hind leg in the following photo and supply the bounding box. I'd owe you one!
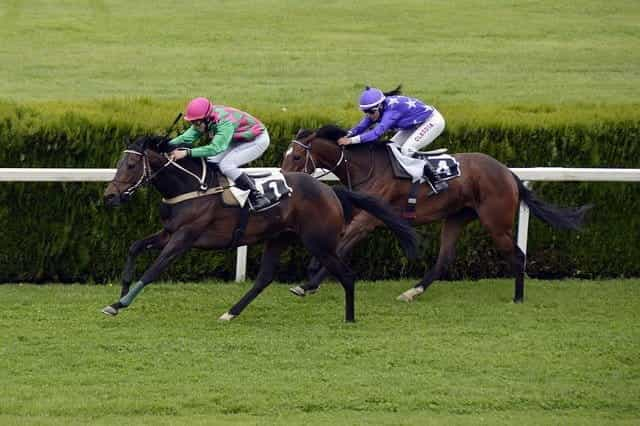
[291,212,377,298]
[221,234,290,320]
[300,233,356,322]
[398,208,477,302]
[306,257,323,281]
[477,207,526,303]
[512,244,526,303]
[490,232,526,303]
[316,253,356,322]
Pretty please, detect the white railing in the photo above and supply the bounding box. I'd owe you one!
[1,167,639,281]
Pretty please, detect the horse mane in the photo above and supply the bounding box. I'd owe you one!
[129,134,173,152]
[314,124,390,153]
[315,124,347,142]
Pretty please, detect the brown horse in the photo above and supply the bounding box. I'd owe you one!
[101,135,418,322]
[281,125,591,302]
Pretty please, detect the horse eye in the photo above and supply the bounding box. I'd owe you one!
[293,155,302,161]
[127,163,136,169]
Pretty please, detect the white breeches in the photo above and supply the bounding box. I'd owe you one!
[391,109,446,156]
[207,130,270,180]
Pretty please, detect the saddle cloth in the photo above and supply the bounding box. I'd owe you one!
[386,144,461,182]
[222,171,293,208]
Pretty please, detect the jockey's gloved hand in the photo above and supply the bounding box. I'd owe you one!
[169,148,191,162]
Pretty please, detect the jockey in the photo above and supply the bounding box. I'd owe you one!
[168,97,273,211]
[338,86,448,193]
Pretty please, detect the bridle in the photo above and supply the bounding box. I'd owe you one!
[111,148,209,198]
[290,136,375,190]
[291,137,351,186]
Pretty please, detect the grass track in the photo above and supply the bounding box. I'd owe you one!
[1,2,639,424]
[1,279,639,425]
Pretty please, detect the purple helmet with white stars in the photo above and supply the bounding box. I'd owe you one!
[358,87,385,110]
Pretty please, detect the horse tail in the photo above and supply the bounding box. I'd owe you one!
[332,186,419,259]
[512,173,592,231]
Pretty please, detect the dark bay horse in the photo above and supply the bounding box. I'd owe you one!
[102,135,418,322]
[281,125,591,302]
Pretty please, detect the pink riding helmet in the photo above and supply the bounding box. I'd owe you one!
[184,97,213,121]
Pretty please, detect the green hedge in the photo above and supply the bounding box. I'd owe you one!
[0,101,638,283]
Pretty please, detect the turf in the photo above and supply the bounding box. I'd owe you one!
[1,2,639,424]
[1,279,638,425]
[1,1,639,108]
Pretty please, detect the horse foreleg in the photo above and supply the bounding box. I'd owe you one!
[290,213,378,297]
[102,229,194,316]
[220,235,289,321]
[398,208,477,302]
[120,230,170,298]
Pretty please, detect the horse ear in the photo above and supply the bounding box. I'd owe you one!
[296,128,314,139]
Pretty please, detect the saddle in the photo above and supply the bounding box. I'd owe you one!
[384,144,463,220]
[219,171,293,209]
[160,163,292,208]
[386,144,461,183]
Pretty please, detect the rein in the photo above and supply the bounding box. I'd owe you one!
[165,156,209,191]
[292,139,349,185]
[291,138,375,190]
[115,149,211,198]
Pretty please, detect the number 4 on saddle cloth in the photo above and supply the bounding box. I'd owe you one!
[386,143,461,190]
[386,143,461,221]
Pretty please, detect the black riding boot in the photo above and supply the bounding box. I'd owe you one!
[423,163,448,194]
[234,173,273,211]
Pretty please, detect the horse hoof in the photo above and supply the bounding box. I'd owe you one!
[397,287,424,302]
[218,312,236,322]
[513,298,524,304]
[102,305,118,316]
[289,286,306,297]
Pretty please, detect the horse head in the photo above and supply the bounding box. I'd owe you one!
[281,125,347,174]
[281,128,315,173]
[103,135,168,206]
